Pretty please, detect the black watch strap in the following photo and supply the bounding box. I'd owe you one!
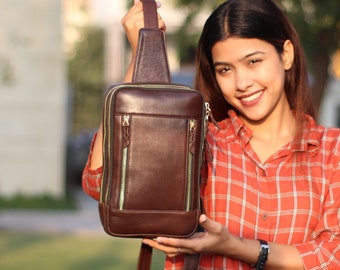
[252,239,270,270]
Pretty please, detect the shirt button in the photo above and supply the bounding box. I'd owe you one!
[261,213,268,220]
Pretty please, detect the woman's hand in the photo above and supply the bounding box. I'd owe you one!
[121,0,166,59]
[142,215,305,269]
[142,214,236,258]
[121,0,166,82]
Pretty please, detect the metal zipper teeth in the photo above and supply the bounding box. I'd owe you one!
[99,93,109,203]
[111,83,197,93]
[100,89,115,204]
[119,146,128,210]
[186,119,196,211]
[119,114,130,210]
[186,150,193,211]
[192,102,209,211]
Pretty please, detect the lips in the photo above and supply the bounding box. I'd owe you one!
[239,90,264,106]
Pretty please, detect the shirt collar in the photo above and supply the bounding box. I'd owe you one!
[220,110,320,153]
[291,114,320,153]
[224,110,253,144]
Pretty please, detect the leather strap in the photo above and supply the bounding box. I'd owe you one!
[134,1,169,269]
[184,254,201,270]
[134,1,180,269]
[141,0,158,29]
[137,243,200,270]
[132,0,171,83]
[137,243,153,270]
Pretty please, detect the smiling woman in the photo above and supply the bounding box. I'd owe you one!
[82,0,340,269]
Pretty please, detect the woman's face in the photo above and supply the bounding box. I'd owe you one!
[212,37,293,124]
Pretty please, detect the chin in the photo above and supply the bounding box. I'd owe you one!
[240,112,268,125]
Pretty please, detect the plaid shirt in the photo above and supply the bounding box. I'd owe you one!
[82,132,102,201]
[82,110,340,270]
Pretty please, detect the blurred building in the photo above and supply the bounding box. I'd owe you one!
[0,0,66,197]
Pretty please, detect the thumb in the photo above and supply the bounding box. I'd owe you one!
[134,0,140,4]
[199,214,223,235]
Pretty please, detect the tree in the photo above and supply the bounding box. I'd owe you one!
[281,0,340,111]
[173,0,224,65]
[174,0,340,112]
[68,26,105,134]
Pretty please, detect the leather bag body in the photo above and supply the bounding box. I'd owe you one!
[99,83,206,238]
[98,0,207,241]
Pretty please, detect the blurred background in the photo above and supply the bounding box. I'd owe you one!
[0,0,339,269]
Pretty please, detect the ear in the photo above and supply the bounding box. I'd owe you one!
[282,40,294,70]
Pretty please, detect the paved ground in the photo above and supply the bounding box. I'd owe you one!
[0,189,104,235]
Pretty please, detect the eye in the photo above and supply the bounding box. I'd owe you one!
[248,58,262,65]
[216,66,231,75]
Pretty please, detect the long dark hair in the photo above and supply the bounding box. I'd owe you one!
[194,0,315,122]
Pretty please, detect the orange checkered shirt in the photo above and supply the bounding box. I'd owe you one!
[82,110,340,269]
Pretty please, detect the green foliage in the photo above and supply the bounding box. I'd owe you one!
[173,0,223,65]
[68,26,105,134]
[281,0,339,59]
[175,0,224,8]
[0,194,76,210]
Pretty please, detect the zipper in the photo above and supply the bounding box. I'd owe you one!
[186,119,197,211]
[100,91,114,204]
[204,102,211,133]
[119,114,130,210]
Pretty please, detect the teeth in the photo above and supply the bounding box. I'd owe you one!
[242,92,261,102]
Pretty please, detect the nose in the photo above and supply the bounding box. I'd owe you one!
[235,69,253,91]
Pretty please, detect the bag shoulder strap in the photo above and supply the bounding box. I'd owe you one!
[137,243,153,270]
[141,0,158,29]
[132,0,171,83]
[135,1,168,269]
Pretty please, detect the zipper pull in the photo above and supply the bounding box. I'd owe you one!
[205,102,211,122]
[122,114,130,148]
[202,102,210,138]
[189,119,197,154]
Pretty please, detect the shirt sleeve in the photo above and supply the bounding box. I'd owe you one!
[82,133,102,201]
[295,165,340,268]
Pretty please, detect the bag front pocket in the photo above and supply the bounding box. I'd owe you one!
[115,114,198,212]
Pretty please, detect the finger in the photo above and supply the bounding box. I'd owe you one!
[199,214,223,235]
[134,0,140,4]
[124,1,165,31]
[155,236,195,252]
[142,239,188,257]
[121,2,144,32]
[157,14,166,31]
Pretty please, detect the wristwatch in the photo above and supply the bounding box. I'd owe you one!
[251,239,270,270]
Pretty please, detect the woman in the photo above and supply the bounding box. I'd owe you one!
[82,0,340,269]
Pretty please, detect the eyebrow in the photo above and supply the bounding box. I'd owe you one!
[213,51,265,67]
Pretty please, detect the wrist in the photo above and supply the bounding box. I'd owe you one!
[250,239,270,269]
[226,237,262,265]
